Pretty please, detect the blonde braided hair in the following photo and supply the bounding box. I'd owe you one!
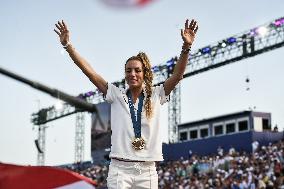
[125,52,153,119]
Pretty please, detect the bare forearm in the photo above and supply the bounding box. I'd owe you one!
[54,20,107,94]
[64,44,107,94]
[164,19,197,96]
[65,44,94,75]
[172,43,191,81]
[164,43,191,95]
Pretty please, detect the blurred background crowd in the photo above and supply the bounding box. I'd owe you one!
[61,139,284,189]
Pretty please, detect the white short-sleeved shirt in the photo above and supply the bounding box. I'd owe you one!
[105,83,169,161]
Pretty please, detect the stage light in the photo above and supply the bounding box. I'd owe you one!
[201,47,211,54]
[210,50,217,56]
[84,91,95,98]
[166,59,175,67]
[256,26,268,37]
[166,58,175,74]
[218,41,227,48]
[55,100,64,110]
[152,66,159,72]
[78,91,95,99]
[250,26,268,37]
[274,18,284,27]
[227,37,237,44]
[250,29,257,36]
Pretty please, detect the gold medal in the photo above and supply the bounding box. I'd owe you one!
[132,137,146,150]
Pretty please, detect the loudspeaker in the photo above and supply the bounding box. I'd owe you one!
[34,139,43,153]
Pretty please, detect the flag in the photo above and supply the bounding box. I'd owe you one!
[100,0,154,8]
[0,163,96,189]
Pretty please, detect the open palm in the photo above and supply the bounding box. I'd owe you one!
[54,20,70,46]
[181,19,198,45]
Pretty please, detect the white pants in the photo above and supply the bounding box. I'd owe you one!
[107,159,158,189]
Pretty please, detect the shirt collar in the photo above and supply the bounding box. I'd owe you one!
[123,85,147,99]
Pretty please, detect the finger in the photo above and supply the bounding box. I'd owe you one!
[194,25,199,34]
[191,20,197,30]
[180,29,184,37]
[57,21,64,31]
[58,21,64,29]
[62,20,68,30]
[54,29,61,36]
[184,19,189,29]
[55,23,62,32]
[189,19,194,29]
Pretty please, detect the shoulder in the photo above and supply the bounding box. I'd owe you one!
[105,83,125,102]
[152,84,166,95]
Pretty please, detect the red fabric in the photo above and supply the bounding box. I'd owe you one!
[0,163,96,189]
[137,0,152,6]
[101,0,154,7]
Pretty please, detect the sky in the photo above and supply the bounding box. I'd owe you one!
[0,0,284,166]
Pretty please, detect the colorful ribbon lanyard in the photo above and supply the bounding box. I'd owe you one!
[126,90,144,138]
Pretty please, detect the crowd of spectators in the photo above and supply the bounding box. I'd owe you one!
[62,139,284,189]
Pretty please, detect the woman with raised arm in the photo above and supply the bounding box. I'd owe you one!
[54,19,198,189]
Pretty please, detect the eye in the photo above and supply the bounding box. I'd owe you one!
[135,69,142,73]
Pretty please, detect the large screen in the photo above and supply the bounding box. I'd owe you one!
[91,102,111,160]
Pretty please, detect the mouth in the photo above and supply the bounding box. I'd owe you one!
[128,79,139,86]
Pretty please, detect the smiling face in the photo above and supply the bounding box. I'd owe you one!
[125,59,144,89]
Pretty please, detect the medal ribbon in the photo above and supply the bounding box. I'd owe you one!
[127,90,144,138]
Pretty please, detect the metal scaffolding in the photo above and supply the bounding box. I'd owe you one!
[37,125,46,165]
[168,84,181,143]
[75,112,85,162]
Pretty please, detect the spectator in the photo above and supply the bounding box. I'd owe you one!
[252,140,259,153]
[61,139,284,189]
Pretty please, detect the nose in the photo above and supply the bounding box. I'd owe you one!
[129,70,136,76]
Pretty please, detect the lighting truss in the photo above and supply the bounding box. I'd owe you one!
[32,16,284,127]
[185,17,284,77]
